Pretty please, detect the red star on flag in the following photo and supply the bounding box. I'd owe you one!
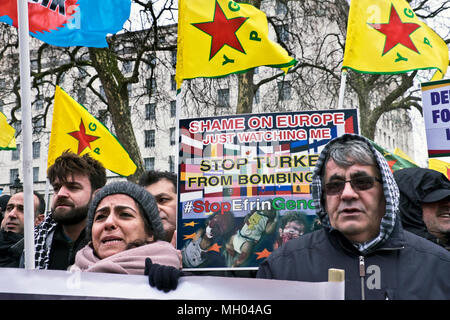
[68,120,100,155]
[192,0,248,60]
[368,5,420,55]
[387,160,397,173]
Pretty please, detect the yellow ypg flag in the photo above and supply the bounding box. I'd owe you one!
[343,0,448,81]
[175,0,297,89]
[394,147,417,166]
[429,158,450,179]
[48,86,136,176]
[0,111,16,150]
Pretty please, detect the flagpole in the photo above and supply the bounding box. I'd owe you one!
[17,0,35,270]
[173,86,182,249]
[337,69,348,109]
[174,89,181,176]
[44,179,50,216]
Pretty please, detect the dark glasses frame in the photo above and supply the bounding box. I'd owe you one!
[323,176,382,195]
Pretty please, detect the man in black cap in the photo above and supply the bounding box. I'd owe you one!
[394,167,450,250]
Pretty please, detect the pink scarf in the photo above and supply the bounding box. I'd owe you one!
[74,241,182,275]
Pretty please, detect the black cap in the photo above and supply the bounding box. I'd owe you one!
[422,188,450,203]
[419,169,450,203]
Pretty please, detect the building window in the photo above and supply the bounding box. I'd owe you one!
[33,167,39,182]
[171,75,176,91]
[276,0,288,15]
[170,100,176,118]
[278,81,291,101]
[253,88,260,104]
[169,156,175,172]
[11,144,20,161]
[171,50,177,67]
[58,72,65,84]
[275,24,289,42]
[144,157,155,171]
[170,127,176,145]
[13,121,21,136]
[127,83,132,96]
[144,130,155,148]
[35,95,44,110]
[218,88,230,108]
[148,53,157,69]
[122,61,133,73]
[31,59,38,70]
[99,85,106,98]
[146,78,157,94]
[32,141,40,159]
[10,169,19,184]
[145,103,156,120]
[77,88,86,105]
[78,68,88,78]
[98,109,108,124]
[33,117,44,134]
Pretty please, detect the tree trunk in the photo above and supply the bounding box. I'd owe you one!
[235,0,261,115]
[89,47,144,183]
[236,70,255,114]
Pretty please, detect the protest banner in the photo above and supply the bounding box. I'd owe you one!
[0,267,344,300]
[177,109,359,270]
[421,79,450,159]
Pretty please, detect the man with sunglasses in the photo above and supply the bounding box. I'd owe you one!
[257,134,450,299]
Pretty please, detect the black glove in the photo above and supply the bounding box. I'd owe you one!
[144,257,183,292]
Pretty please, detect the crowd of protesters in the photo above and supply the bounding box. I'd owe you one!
[1,133,450,299]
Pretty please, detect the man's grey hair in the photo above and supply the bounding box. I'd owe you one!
[325,139,377,168]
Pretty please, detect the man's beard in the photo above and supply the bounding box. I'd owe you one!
[52,203,90,226]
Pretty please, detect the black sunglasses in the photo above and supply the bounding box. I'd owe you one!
[324,176,382,195]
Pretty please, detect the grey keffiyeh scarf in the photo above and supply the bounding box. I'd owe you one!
[34,214,58,269]
[310,134,399,255]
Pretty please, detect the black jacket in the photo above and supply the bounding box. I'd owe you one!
[0,230,23,268]
[257,221,450,299]
[257,134,450,300]
[394,167,450,249]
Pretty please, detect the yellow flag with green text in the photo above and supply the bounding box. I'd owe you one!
[429,158,450,179]
[0,111,16,150]
[343,0,448,81]
[48,86,136,176]
[175,0,297,89]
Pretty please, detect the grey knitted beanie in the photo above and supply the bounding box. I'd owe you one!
[86,181,166,242]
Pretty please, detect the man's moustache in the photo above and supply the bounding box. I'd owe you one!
[54,200,74,207]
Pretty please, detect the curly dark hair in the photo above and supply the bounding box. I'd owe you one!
[47,150,106,191]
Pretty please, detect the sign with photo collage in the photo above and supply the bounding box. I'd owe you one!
[177,109,359,270]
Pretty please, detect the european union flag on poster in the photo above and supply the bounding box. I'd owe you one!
[0,0,131,48]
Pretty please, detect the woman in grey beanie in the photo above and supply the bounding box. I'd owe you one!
[71,181,182,276]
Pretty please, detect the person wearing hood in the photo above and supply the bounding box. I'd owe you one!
[394,167,450,250]
[257,134,450,300]
[71,181,182,292]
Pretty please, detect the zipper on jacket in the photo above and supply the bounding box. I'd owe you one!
[359,256,365,300]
